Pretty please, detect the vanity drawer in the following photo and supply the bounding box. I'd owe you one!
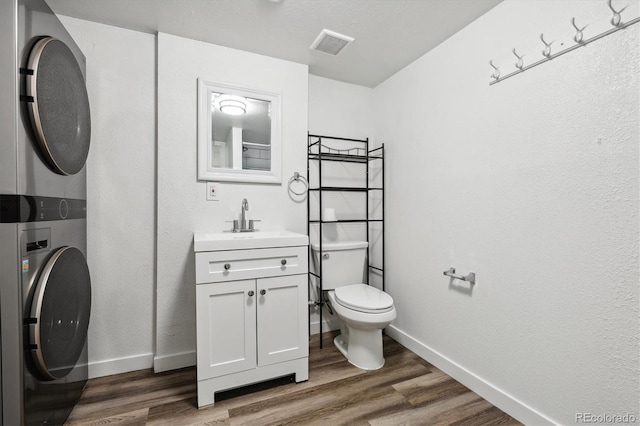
[196,246,308,284]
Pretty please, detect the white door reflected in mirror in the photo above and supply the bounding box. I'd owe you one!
[198,79,281,183]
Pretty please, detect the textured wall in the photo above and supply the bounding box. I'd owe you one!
[58,16,157,377]
[374,0,639,423]
[308,75,374,140]
[156,33,308,369]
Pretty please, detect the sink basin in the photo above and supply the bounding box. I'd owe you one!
[194,230,309,252]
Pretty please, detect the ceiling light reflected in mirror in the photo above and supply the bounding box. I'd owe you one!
[216,95,247,116]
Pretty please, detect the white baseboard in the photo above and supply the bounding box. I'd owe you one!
[309,318,339,335]
[88,353,154,379]
[153,350,196,373]
[386,325,555,425]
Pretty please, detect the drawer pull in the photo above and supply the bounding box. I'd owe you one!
[248,290,255,297]
[260,289,267,296]
[281,259,287,266]
[224,263,231,270]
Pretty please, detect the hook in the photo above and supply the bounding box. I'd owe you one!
[607,0,625,27]
[512,48,524,70]
[540,33,552,58]
[571,17,585,43]
[489,60,500,80]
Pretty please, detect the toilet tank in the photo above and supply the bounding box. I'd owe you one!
[311,241,368,290]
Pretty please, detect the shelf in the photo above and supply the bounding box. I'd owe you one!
[308,152,382,163]
[309,219,383,224]
[308,134,368,143]
[306,133,385,349]
[309,186,383,192]
[308,133,383,163]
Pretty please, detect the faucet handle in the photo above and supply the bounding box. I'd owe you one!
[249,219,261,231]
[226,220,240,232]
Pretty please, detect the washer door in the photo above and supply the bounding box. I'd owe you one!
[29,246,91,381]
[25,37,91,175]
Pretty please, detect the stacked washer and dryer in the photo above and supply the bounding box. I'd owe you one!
[0,0,92,424]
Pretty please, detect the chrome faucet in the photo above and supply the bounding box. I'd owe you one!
[230,198,260,232]
[240,198,249,231]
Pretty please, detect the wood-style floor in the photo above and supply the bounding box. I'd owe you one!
[65,332,521,425]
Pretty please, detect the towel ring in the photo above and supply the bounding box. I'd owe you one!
[288,172,308,196]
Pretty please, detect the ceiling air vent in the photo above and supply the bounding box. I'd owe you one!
[310,29,354,56]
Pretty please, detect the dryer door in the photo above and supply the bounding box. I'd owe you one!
[29,246,91,381]
[25,37,91,175]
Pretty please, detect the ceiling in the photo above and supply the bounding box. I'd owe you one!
[46,0,502,88]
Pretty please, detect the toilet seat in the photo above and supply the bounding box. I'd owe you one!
[334,284,394,314]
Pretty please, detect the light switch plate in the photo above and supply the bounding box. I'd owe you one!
[206,182,220,201]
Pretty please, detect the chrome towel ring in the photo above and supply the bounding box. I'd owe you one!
[288,172,308,196]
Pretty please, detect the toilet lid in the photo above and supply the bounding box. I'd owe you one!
[334,284,394,313]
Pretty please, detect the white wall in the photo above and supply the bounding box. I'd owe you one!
[374,1,639,424]
[57,16,157,377]
[156,33,308,370]
[56,21,309,376]
[308,75,374,140]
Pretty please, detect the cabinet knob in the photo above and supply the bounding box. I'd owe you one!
[224,263,231,270]
[248,290,255,297]
[281,259,287,266]
[260,289,267,296]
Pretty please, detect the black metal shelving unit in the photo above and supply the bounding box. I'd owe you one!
[306,134,385,348]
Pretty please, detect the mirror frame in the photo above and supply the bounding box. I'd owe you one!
[197,78,282,183]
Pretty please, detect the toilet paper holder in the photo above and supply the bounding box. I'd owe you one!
[443,267,476,285]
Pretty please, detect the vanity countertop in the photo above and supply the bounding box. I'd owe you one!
[194,231,309,252]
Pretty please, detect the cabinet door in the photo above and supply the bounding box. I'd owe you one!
[257,274,308,366]
[196,280,256,380]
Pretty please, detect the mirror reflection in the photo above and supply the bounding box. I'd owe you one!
[211,93,272,171]
[197,79,281,183]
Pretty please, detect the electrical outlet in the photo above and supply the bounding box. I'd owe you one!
[206,182,219,201]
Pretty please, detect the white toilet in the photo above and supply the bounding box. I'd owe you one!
[311,241,396,370]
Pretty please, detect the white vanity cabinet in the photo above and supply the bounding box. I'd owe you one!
[194,239,309,408]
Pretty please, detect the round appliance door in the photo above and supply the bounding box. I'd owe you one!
[29,246,91,381]
[25,36,91,175]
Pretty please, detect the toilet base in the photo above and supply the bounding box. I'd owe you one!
[333,329,385,371]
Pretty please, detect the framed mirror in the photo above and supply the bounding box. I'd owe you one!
[197,79,281,183]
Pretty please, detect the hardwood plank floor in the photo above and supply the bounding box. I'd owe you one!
[65,332,521,425]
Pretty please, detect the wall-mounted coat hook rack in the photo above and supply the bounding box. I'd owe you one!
[488,0,640,85]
